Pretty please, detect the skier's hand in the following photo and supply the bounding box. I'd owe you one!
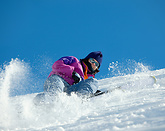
[72,71,82,84]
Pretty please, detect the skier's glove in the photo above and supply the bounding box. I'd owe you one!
[72,71,82,84]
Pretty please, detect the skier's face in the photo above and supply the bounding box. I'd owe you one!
[88,58,99,71]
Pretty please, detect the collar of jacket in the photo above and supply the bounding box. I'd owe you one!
[81,61,95,80]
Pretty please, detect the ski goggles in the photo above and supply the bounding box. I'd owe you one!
[89,58,100,68]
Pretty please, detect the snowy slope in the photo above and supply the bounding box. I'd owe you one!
[0,59,165,131]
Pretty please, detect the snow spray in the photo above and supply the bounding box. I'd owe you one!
[0,58,91,130]
[108,59,151,77]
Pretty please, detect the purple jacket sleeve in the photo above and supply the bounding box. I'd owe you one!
[48,56,84,85]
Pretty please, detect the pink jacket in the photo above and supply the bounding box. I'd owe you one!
[48,56,94,85]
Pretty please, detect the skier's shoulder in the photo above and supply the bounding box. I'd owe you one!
[58,56,79,65]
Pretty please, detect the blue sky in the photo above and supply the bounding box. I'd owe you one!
[0,0,165,78]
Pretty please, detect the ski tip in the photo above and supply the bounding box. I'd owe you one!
[150,76,157,83]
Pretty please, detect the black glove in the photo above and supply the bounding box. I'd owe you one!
[72,71,82,84]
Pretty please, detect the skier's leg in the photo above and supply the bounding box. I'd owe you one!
[34,75,69,105]
[44,74,69,95]
[64,78,99,96]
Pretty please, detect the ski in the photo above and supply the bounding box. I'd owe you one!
[89,75,157,98]
[89,86,123,98]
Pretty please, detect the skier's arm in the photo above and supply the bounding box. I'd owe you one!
[52,57,76,78]
[50,56,84,85]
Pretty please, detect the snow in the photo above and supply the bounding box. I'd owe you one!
[0,58,165,131]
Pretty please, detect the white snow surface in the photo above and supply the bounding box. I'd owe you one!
[0,58,165,131]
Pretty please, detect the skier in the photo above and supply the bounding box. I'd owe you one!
[44,51,103,96]
[34,51,103,104]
